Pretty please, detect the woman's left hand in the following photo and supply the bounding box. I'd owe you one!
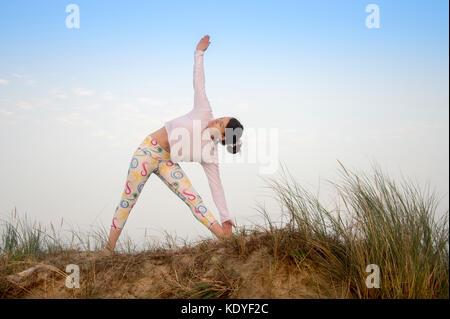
[196,35,211,51]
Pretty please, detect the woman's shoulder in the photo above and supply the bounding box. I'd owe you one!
[190,107,214,119]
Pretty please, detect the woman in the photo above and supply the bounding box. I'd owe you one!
[104,35,244,252]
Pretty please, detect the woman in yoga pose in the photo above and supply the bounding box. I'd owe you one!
[105,35,244,252]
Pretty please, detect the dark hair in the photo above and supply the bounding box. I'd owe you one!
[221,117,244,154]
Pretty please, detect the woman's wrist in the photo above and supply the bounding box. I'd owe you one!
[222,219,234,227]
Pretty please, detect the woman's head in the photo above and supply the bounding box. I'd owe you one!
[208,117,244,154]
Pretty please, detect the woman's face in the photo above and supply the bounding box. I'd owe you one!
[208,117,231,142]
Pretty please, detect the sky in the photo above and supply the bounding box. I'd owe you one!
[0,0,448,246]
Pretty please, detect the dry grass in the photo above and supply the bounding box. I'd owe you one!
[0,161,448,298]
[0,232,342,298]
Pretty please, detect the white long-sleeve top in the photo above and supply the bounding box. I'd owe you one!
[164,49,231,224]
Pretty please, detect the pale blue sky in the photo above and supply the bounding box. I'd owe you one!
[0,1,448,245]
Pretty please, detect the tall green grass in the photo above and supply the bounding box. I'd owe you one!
[0,209,48,260]
[0,209,194,261]
[260,161,449,298]
[0,209,140,260]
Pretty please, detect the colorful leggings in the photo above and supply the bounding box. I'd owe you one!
[111,134,219,231]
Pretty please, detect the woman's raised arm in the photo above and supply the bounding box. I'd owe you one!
[193,35,213,113]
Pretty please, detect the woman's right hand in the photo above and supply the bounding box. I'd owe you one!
[196,35,211,51]
[222,220,234,238]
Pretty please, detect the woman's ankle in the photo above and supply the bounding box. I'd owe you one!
[106,227,122,251]
[104,243,115,252]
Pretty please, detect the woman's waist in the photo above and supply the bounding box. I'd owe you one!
[138,133,171,161]
[148,126,171,152]
[140,128,217,163]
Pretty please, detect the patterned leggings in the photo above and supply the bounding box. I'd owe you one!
[111,133,219,231]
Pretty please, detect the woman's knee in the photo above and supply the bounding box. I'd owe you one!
[113,148,158,230]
